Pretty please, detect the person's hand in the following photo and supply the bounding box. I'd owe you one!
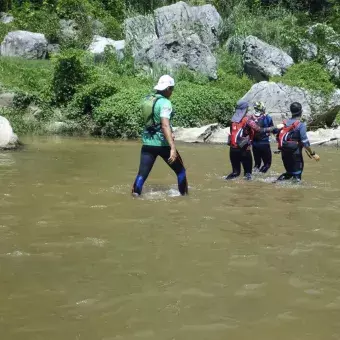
[276,123,284,129]
[172,132,175,140]
[168,148,177,164]
[312,153,320,161]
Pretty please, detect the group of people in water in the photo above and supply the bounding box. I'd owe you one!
[132,75,320,197]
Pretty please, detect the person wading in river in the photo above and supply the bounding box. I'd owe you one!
[275,102,320,182]
[250,101,275,173]
[132,75,188,197]
[225,100,281,181]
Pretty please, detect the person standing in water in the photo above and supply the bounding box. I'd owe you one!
[275,102,320,182]
[250,102,274,173]
[132,75,188,197]
[225,100,280,181]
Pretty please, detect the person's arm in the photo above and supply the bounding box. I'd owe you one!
[299,123,320,161]
[247,119,280,133]
[161,117,177,163]
[160,102,177,164]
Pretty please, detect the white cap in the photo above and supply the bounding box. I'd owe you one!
[153,75,175,91]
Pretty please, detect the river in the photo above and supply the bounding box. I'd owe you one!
[1,136,340,340]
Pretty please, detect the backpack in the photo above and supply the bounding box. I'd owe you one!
[277,120,301,150]
[142,94,161,131]
[228,117,249,148]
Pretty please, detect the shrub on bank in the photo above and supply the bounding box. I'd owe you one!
[93,81,236,138]
[172,82,235,127]
[271,61,336,95]
[51,49,91,105]
[93,85,149,138]
[67,80,118,118]
[0,57,52,96]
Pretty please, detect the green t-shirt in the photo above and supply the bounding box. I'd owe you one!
[142,94,173,147]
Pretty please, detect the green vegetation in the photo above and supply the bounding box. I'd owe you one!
[271,62,336,95]
[0,0,340,136]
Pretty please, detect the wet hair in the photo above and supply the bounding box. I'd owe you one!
[290,102,302,117]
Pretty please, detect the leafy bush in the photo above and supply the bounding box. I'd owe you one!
[101,15,123,39]
[172,81,235,127]
[67,80,118,118]
[51,49,90,105]
[11,3,60,42]
[271,61,336,95]
[173,66,210,85]
[102,45,136,76]
[0,57,52,95]
[0,22,13,42]
[214,50,254,100]
[55,0,89,19]
[93,85,149,138]
[0,107,43,135]
[221,1,302,49]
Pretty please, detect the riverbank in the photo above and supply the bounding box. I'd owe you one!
[173,124,340,146]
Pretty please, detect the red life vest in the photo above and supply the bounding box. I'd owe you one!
[277,120,300,150]
[230,117,249,148]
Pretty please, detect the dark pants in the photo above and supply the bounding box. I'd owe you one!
[252,143,272,173]
[132,145,188,195]
[277,148,304,181]
[225,147,253,180]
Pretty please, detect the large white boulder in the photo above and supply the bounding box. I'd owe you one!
[88,35,125,60]
[241,81,340,127]
[0,115,18,149]
[0,30,48,59]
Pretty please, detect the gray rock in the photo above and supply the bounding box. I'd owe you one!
[325,54,340,80]
[124,15,157,55]
[307,23,340,47]
[0,92,15,108]
[0,31,48,59]
[300,39,318,60]
[88,35,125,60]
[191,4,222,49]
[154,1,222,50]
[0,115,18,148]
[47,43,60,56]
[240,81,340,127]
[243,36,294,81]
[292,39,318,61]
[59,19,78,41]
[225,36,244,54]
[136,31,217,79]
[0,12,14,24]
[91,18,105,36]
[174,124,219,143]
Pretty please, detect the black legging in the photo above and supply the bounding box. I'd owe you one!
[252,143,272,173]
[225,147,253,179]
[132,145,188,195]
[277,148,304,181]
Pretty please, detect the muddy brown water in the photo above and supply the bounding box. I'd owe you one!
[1,136,340,340]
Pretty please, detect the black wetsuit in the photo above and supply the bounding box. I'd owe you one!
[276,118,309,181]
[252,115,274,173]
[132,145,188,195]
